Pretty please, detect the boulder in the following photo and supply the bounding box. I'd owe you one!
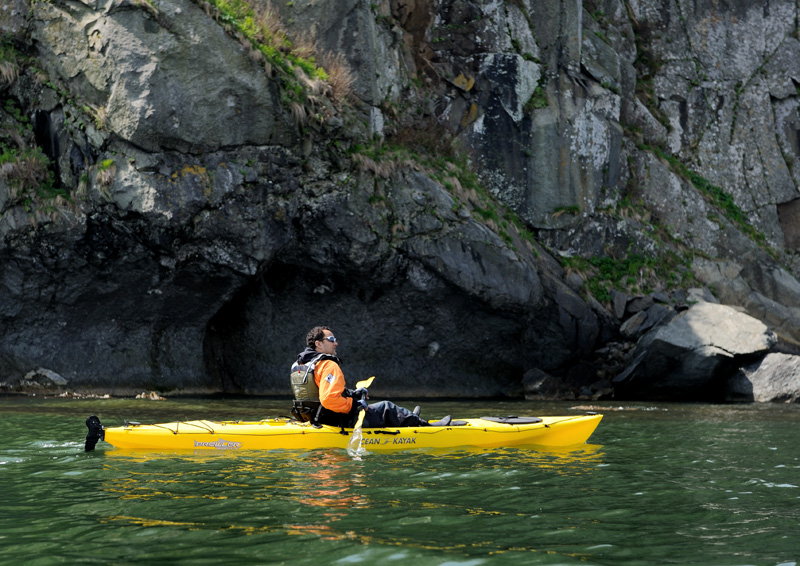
[626,295,654,315]
[0,0,27,39]
[0,367,68,392]
[611,289,627,320]
[24,367,68,386]
[686,286,720,305]
[614,302,777,400]
[523,368,575,400]
[693,258,800,348]
[620,303,676,340]
[31,0,294,154]
[619,310,647,338]
[725,353,800,403]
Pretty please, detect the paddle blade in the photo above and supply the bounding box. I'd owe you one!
[355,375,375,390]
[347,408,367,458]
[347,376,373,458]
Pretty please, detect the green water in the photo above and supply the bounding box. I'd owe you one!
[1,397,798,566]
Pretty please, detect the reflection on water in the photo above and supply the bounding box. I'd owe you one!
[289,452,369,509]
[286,452,369,542]
[96,443,607,556]
[102,442,605,466]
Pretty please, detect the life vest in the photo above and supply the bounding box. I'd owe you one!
[290,353,332,401]
[290,353,338,423]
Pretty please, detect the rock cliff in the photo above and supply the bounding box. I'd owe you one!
[2,0,800,400]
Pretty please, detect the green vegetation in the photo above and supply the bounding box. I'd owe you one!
[4,0,356,218]
[196,0,353,107]
[0,97,67,211]
[562,136,773,304]
[1,40,102,213]
[93,157,116,191]
[594,30,611,45]
[553,205,580,216]
[506,0,535,32]
[0,146,61,206]
[217,0,318,77]
[524,73,549,113]
[0,39,20,85]
[648,145,773,255]
[348,130,539,255]
[0,42,63,212]
[562,247,695,303]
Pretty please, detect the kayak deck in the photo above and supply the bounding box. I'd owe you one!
[95,414,603,452]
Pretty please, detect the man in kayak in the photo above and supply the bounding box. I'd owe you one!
[291,326,451,428]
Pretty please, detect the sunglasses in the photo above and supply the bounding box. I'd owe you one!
[321,336,338,343]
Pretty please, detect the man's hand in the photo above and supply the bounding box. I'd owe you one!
[355,399,368,411]
[352,387,369,401]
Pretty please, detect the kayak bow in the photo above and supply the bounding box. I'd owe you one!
[85,414,602,452]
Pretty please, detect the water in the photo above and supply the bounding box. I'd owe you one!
[1,396,798,566]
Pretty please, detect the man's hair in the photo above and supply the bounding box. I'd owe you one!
[306,326,331,348]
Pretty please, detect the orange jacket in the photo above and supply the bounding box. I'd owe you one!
[314,359,353,414]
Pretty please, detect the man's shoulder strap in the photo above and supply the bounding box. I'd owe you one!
[292,353,338,372]
[312,353,340,366]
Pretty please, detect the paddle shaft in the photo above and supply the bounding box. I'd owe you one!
[348,376,374,449]
[353,407,366,430]
[351,376,373,432]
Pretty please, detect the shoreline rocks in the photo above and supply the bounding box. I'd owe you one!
[613,301,777,401]
[726,353,800,403]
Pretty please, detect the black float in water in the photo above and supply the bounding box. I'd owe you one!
[85,415,104,452]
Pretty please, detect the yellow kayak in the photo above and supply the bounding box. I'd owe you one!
[85,414,602,452]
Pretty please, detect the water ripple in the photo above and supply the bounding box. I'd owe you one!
[1,397,799,565]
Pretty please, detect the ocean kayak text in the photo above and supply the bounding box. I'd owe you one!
[363,437,416,445]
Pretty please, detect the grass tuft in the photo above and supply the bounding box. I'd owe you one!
[196,0,358,118]
[319,51,355,103]
[0,41,20,86]
[96,158,116,188]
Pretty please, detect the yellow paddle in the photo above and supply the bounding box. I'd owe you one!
[356,375,375,390]
[351,410,366,432]
[347,376,374,457]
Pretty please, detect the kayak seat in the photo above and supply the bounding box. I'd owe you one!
[480,416,543,425]
[291,400,322,423]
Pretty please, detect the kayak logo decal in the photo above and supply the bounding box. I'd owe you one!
[364,437,416,445]
[193,438,242,450]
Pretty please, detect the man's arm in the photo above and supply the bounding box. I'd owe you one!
[315,359,354,414]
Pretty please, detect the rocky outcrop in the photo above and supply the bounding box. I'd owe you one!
[693,257,800,349]
[613,302,777,400]
[2,0,611,397]
[2,0,800,401]
[726,353,800,403]
[0,366,68,393]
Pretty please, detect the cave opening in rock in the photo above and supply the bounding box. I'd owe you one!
[203,259,527,397]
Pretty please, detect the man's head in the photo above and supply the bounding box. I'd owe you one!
[307,326,339,355]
